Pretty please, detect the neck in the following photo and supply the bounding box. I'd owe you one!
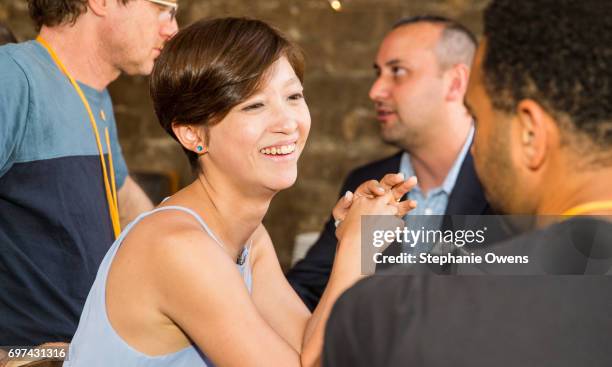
[187,171,273,261]
[406,110,472,194]
[39,23,119,90]
[537,168,612,215]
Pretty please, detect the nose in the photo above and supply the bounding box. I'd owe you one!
[161,18,179,39]
[369,76,390,102]
[271,102,299,134]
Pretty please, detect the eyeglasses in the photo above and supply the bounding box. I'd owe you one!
[144,0,178,22]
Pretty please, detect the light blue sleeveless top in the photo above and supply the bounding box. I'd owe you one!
[64,206,253,367]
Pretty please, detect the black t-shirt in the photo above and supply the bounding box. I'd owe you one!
[324,218,612,367]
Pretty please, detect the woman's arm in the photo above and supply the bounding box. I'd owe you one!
[152,227,302,367]
[250,225,311,351]
[152,176,415,366]
[248,175,416,367]
[246,221,364,367]
[299,193,403,366]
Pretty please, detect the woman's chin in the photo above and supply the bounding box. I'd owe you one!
[263,172,298,192]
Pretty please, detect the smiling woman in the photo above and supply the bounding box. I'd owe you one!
[64,17,413,367]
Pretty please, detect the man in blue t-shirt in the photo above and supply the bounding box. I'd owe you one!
[0,0,178,345]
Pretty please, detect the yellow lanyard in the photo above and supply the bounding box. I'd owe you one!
[562,200,612,216]
[37,36,121,238]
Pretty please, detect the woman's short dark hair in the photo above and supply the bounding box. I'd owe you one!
[28,0,132,29]
[150,17,305,168]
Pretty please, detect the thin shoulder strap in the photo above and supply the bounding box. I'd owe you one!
[148,206,224,248]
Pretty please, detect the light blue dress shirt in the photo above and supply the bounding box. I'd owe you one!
[397,127,474,255]
[400,126,474,218]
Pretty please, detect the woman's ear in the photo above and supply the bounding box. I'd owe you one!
[172,122,208,154]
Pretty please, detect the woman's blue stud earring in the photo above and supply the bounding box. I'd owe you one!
[196,145,204,153]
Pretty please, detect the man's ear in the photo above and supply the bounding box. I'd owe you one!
[172,122,208,154]
[515,99,555,170]
[445,63,470,102]
[88,0,109,17]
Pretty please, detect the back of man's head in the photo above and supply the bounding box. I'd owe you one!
[483,0,612,161]
[28,0,132,30]
[393,15,477,72]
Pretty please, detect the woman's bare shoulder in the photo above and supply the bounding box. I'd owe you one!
[117,208,229,271]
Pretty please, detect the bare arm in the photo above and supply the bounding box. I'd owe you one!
[118,175,154,227]
[249,174,417,367]
[299,193,402,366]
[250,201,412,367]
[153,228,302,367]
[250,225,311,352]
[248,223,361,367]
[151,176,415,367]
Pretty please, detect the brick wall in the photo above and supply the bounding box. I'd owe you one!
[0,0,487,269]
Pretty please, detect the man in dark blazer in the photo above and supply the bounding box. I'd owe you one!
[323,1,612,365]
[287,15,489,311]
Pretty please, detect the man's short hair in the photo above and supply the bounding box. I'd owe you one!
[0,22,17,45]
[392,15,477,71]
[28,0,132,29]
[483,0,612,155]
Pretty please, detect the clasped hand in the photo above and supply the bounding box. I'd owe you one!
[332,173,418,241]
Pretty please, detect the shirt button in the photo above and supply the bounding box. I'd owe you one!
[424,208,433,215]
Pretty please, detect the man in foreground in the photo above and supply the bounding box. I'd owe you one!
[323,0,612,365]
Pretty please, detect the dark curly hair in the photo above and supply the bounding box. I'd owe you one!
[28,0,132,29]
[150,17,304,169]
[483,0,612,152]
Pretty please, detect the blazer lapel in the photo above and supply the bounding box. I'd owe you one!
[444,151,490,215]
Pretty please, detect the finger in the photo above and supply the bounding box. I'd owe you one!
[367,180,386,196]
[379,172,405,190]
[342,190,354,205]
[391,176,418,202]
[332,190,354,221]
[335,190,353,212]
[396,199,418,217]
[387,203,400,216]
[367,194,400,216]
[355,179,385,198]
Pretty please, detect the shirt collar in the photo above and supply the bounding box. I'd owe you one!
[399,125,474,195]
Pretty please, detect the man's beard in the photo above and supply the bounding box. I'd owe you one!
[477,134,518,215]
[379,120,422,151]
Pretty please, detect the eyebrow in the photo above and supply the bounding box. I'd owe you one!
[373,58,403,70]
[385,59,402,67]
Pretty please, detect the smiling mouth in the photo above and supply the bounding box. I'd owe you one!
[259,143,297,156]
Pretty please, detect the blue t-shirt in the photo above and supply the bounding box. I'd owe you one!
[0,40,128,345]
